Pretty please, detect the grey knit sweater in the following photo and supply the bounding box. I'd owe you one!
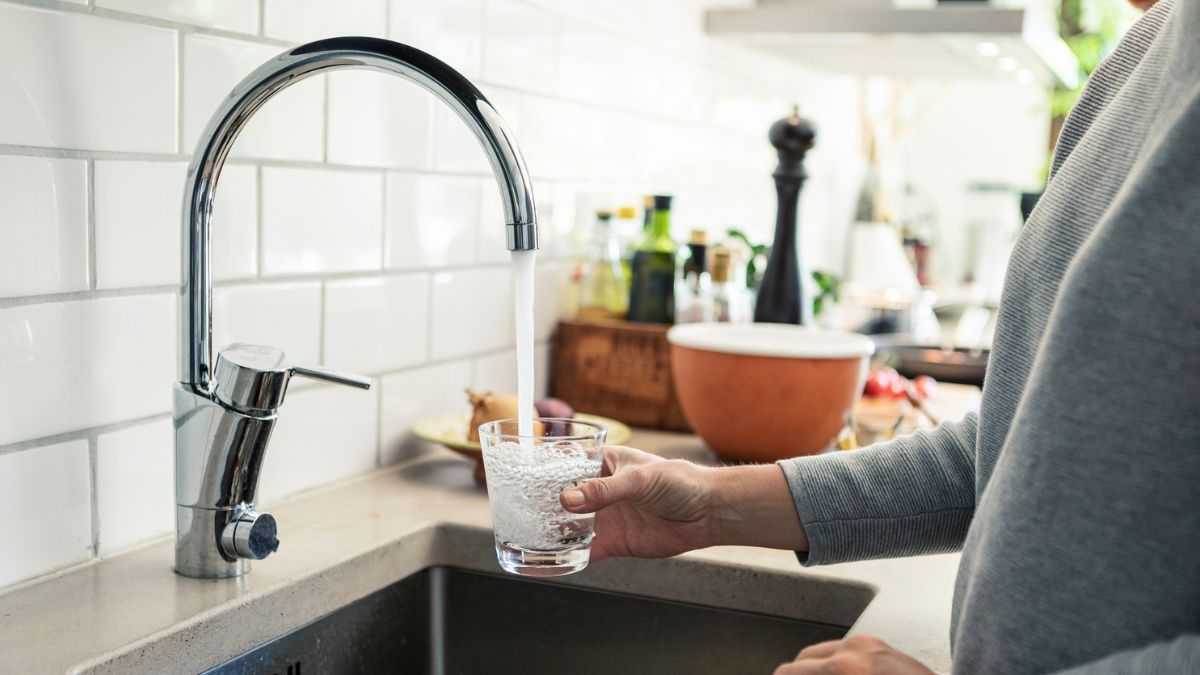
[779,1,1199,672]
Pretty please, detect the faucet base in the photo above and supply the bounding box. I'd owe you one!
[175,505,251,579]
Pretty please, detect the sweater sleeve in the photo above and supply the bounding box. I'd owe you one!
[1053,635,1200,674]
[777,412,978,566]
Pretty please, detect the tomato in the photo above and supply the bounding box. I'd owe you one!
[864,367,902,398]
[912,375,938,400]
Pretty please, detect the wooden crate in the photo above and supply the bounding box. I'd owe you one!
[551,319,692,432]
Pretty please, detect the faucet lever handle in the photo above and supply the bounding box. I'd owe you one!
[213,343,372,414]
[290,364,373,390]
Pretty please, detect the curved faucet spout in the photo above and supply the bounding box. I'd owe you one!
[181,37,538,390]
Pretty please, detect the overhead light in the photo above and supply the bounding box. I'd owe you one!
[1016,69,1034,84]
[975,41,1000,58]
[999,56,1019,71]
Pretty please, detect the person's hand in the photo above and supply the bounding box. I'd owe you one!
[560,446,809,561]
[774,636,935,675]
[559,446,717,561]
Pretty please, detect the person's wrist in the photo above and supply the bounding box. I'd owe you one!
[700,465,754,548]
[702,463,809,551]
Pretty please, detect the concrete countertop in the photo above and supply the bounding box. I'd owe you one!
[0,429,959,674]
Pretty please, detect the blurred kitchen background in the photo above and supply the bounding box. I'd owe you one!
[0,0,1139,591]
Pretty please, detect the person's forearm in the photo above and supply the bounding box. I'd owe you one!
[704,464,809,551]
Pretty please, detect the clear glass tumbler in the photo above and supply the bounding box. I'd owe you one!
[478,418,606,577]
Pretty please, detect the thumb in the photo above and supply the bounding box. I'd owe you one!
[560,471,643,514]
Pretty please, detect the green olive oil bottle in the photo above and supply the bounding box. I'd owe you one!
[627,195,676,324]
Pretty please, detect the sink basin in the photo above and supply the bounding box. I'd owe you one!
[203,566,853,674]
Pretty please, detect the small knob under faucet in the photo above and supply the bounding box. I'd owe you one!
[221,509,279,561]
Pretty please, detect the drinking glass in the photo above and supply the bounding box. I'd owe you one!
[478,418,607,576]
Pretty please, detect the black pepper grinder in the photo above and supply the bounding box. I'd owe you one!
[754,106,816,325]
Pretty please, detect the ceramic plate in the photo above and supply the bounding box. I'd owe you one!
[413,412,631,455]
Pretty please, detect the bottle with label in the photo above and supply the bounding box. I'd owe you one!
[675,229,713,324]
[615,205,639,281]
[627,195,676,324]
[578,210,630,322]
[712,246,752,323]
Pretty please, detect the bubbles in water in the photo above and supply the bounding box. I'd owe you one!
[483,441,602,550]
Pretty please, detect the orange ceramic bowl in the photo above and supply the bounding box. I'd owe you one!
[667,324,873,462]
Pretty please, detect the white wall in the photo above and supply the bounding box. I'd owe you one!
[0,0,852,590]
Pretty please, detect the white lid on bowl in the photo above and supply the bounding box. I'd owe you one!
[666,323,874,360]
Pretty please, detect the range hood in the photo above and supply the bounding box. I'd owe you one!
[706,0,1078,87]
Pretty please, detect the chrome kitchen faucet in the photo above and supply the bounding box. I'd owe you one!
[175,37,539,579]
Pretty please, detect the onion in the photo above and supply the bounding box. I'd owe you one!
[466,389,543,441]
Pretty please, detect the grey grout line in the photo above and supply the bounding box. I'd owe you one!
[0,255,574,309]
[0,284,176,310]
[0,412,172,457]
[379,168,389,269]
[257,0,265,37]
[85,159,97,290]
[321,74,331,164]
[317,280,327,364]
[176,26,185,155]
[2,0,293,48]
[255,164,265,277]
[0,336,552,457]
[0,0,795,135]
[87,436,100,558]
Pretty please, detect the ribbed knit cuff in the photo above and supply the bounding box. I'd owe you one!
[777,422,978,566]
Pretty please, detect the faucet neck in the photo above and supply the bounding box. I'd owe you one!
[180,37,538,388]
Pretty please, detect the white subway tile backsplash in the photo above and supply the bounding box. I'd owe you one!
[0,0,865,594]
[183,35,324,161]
[96,0,260,33]
[482,0,558,94]
[93,161,257,287]
[96,420,174,555]
[260,167,384,275]
[326,72,435,169]
[476,179,510,264]
[0,295,175,446]
[94,161,185,289]
[323,274,430,374]
[389,0,483,78]
[534,261,564,342]
[258,385,378,504]
[0,5,176,152]
[0,441,92,588]
[213,282,322,366]
[379,359,472,465]
[263,0,387,43]
[471,349,517,394]
[429,267,512,360]
[468,342,548,400]
[0,156,88,298]
[385,174,479,270]
[210,164,260,282]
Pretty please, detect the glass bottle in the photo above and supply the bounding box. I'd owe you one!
[615,204,639,281]
[578,210,630,322]
[675,229,713,324]
[627,195,676,324]
[712,246,752,323]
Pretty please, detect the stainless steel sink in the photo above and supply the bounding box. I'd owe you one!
[202,566,856,675]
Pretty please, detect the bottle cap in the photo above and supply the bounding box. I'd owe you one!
[617,206,637,219]
[643,195,654,208]
[711,246,732,283]
[689,229,708,246]
[653,195,673,210]
[596,209,612,220]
